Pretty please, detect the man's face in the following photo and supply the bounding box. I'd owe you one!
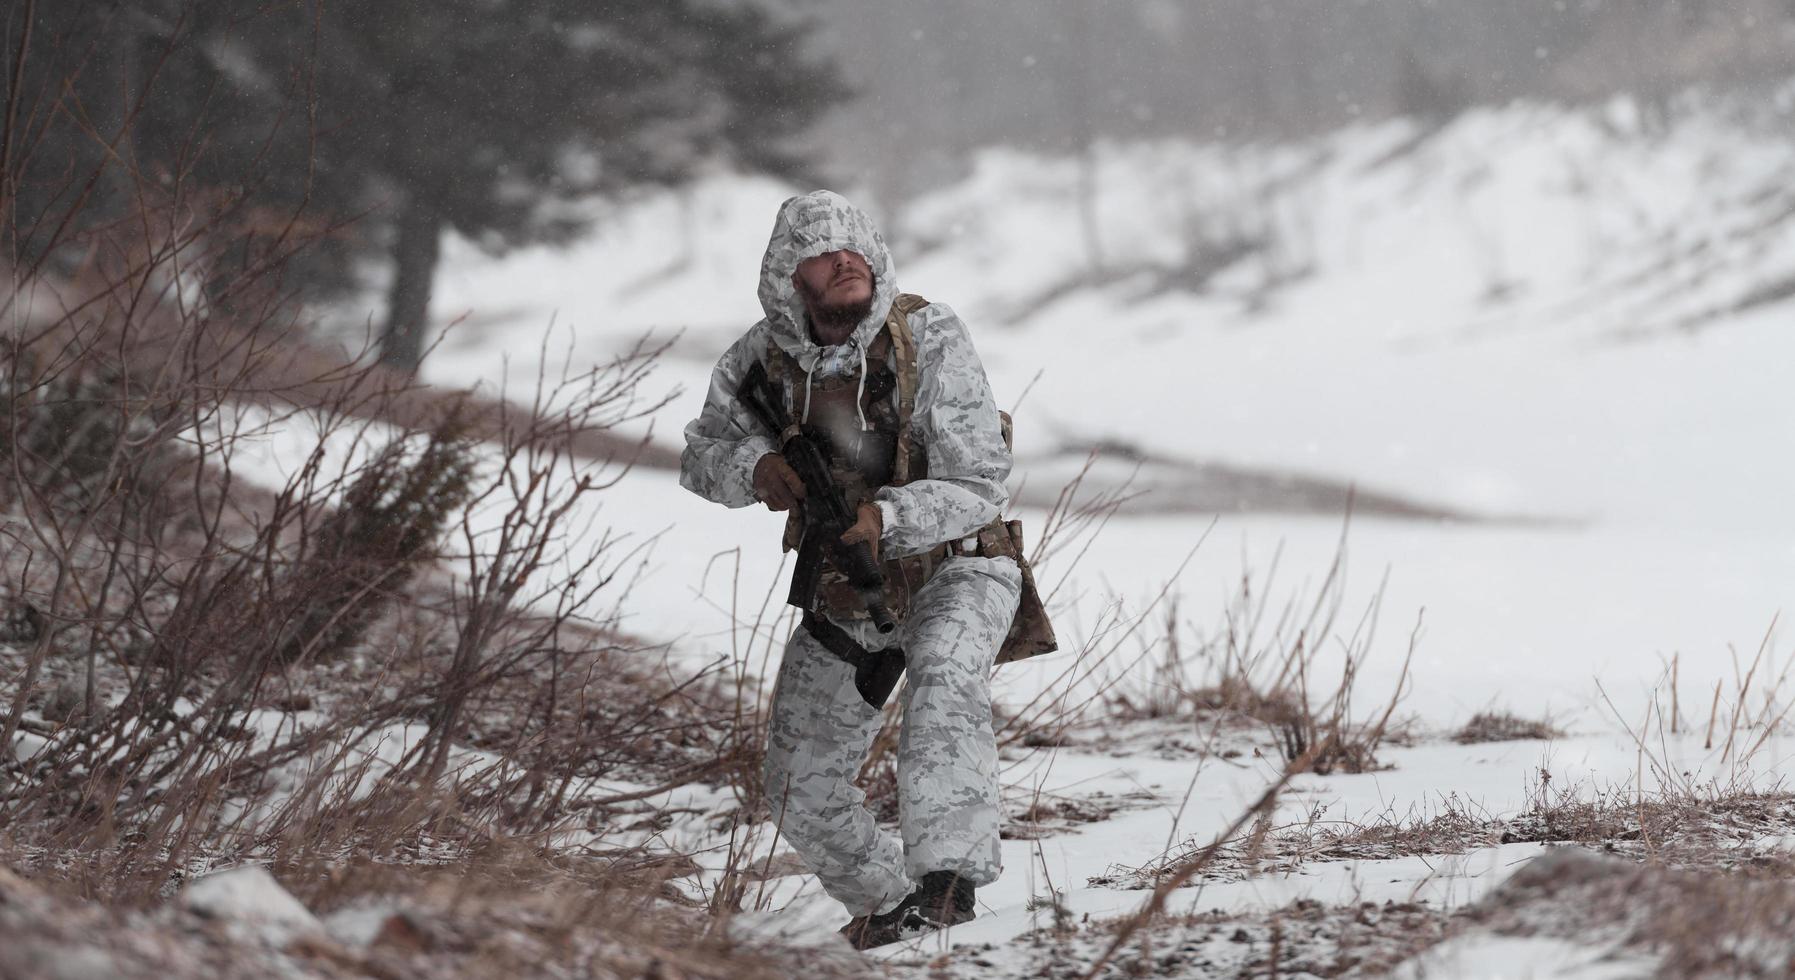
[791,249,874,316]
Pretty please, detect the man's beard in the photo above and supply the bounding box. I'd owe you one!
[799,276,876,344]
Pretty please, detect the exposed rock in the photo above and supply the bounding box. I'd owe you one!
[322,902,399,949]
[2,944,121,980]
[370,911,434,953]
[9,729,50,763]
[182,864,323,945]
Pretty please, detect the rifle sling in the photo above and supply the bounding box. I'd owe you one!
[802,611,906,709]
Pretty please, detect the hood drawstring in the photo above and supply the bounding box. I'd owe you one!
[801,358,817,423]
[798,342,872,432]
[855,344,869,432]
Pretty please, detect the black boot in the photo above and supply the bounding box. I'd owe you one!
[839,871,977,950]
[908,869,976,929]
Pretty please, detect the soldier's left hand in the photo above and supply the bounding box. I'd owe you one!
[840,502,882,562]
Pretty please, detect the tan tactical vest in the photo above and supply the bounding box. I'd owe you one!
[766,294,1056,665]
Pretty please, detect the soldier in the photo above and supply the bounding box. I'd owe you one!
[680,190,1025,948]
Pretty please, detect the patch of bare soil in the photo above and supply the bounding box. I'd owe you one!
[1002,788,1159,841]
[1099,788,1795,891]
[1011,440,1528,523]
[1399,847,1795,977]
[990,715,1272,843]
[1070,715,1269,763]
[1088,793,1486,891]
[902,898,1453,979]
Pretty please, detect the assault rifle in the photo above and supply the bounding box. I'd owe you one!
[736,360,894,632]
[736,361,905,707]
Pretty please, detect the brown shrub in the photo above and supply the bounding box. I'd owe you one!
[1453,710,1563,744]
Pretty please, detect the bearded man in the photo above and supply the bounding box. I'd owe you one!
[680,190,1023,948]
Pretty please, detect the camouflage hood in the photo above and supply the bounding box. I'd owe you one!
[756,190,899,373]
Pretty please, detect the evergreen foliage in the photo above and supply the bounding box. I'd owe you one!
[0,345,180,520]
[243,1,843,371]
[273,414,478,666]
[3,1,843,369]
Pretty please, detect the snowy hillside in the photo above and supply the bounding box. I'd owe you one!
[424,92,1795,728]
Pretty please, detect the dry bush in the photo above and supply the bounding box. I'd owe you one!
[1266,795,1497,868]
[1098,509,1419,777]
[0,10,747,949]
[0,353,188,521]
[1452,710,1564,745]
[1635,867,1795,977]
[0,850,861,980]
[991,450,1152,753]
[1688,620,1795,767]
[0,260,709,896]
[270,414,478,667]
[1501,778,1795,878]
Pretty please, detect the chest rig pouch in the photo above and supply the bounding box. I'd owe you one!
[767,294,1057,668]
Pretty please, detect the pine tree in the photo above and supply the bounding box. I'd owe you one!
[4,1,841,371]
[240,1,842,371]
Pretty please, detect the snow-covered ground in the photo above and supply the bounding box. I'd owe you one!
[401,93,1795,970]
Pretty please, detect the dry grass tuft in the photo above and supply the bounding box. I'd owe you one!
[0,851,861,980]
[1452,710,1564,744]
[1095,508,1420,778]
[1499,785,1795,876]
[1427,846,1795,978]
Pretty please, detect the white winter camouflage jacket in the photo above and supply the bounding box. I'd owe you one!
[679,190,1011,558]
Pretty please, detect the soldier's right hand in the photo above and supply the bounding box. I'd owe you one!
[752,453,806,512]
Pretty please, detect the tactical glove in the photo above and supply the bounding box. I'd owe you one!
[839,501,883,563]
[752,452,806,512]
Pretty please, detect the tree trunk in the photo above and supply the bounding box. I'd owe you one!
[381,195,442,373]
[1069,2,1105,279]
[98,18,144,226]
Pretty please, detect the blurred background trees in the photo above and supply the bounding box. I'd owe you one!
[809,0,1795,201]
[6,0,1789,370]
[4,0,840,371]
[281,2,841,371]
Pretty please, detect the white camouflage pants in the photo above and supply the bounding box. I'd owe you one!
[763,554,1022,917]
